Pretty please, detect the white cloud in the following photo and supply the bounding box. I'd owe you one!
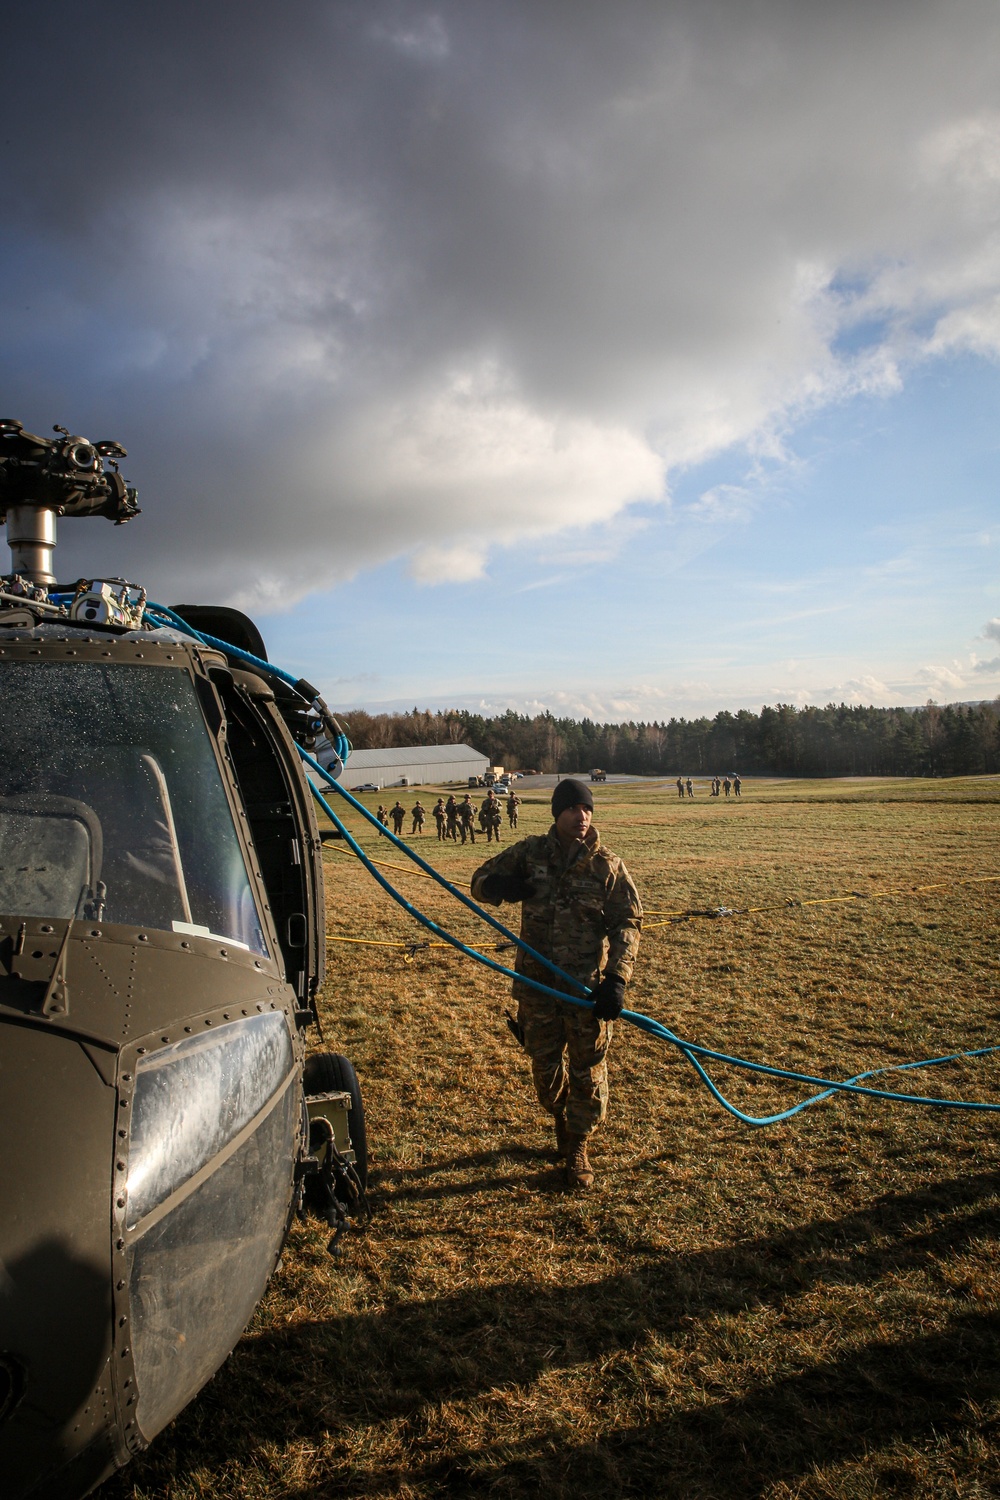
[409,542,486,585]
[6,2,1000,606]
[689,484,755,525]
[982,618,1000,643]
[914,661,968,694]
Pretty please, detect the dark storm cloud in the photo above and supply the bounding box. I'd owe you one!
[3,1,1000,606]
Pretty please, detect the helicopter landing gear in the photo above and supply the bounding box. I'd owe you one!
[302,1052,370,1253]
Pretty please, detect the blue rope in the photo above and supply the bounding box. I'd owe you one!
[302,749,1000,1125]
[308,780,597,1005]
[300,749,590,996]
[144,603,351,766]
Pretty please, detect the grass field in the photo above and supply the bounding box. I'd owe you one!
[109,778,1000,1499]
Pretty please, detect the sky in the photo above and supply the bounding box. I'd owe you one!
[2,0,999,721]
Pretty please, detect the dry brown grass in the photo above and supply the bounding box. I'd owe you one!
[109,778,1000,1500]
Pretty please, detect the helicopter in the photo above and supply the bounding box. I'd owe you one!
[0,420,367,1498]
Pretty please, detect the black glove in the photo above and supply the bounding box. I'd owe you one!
[592,974,626,1021]
[480,872,536,904]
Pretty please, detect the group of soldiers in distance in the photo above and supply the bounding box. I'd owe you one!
[376,788,521,842]
[675,774,742,799]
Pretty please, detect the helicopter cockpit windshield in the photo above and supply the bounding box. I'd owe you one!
[0,660,268,955]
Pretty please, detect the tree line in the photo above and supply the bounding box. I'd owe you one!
[341,698,1000,778]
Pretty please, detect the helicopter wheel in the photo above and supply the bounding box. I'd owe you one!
[304,1052,368,1189]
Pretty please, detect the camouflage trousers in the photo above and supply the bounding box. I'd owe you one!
[516,993,611,1137]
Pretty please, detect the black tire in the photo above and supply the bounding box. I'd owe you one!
[304,1052,368,1189]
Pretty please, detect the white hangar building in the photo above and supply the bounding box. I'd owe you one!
[319,743,490,790]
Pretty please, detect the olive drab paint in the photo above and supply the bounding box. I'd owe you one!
[0,421,363,1498]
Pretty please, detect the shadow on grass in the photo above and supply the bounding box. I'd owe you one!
[373,1145,566,1201]
[104,1168,1000,1499]
[286,1308,1000,1499]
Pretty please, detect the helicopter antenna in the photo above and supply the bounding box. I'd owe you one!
[0,419,140,585]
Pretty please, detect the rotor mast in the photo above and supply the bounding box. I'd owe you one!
[0,419,140,586]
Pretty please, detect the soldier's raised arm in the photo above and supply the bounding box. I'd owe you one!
[471,839,533,904]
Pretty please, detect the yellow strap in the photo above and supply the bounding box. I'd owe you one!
[322,842,470,888]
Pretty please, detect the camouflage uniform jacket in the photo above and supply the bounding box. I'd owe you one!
[471,825,642,999]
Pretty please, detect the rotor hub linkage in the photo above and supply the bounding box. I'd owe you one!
[0,419,139,584]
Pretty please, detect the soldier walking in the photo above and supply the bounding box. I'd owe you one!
[376,804,389,828]
[390,801,406,835]
[411,800,425,834]
[459,793,477,844]
[506,790,521,829]
[445,794,459,841]
[676,776,684,799]
[433,797,447,840]
[723,776,731,798]
[685,778,694,798]
[472,779,641,1191]
[733,774,742,797]
[481,790,501,842]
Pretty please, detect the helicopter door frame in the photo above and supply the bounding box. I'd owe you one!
[207,665,325,1018]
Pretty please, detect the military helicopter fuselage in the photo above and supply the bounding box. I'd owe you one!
[0,422,357,1498]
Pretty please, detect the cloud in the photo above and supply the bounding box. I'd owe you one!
[409,542,487,585]
[4,2,1000,607]
[968,621,1000,675]
[914,662,968,694]
[689,484,755,524]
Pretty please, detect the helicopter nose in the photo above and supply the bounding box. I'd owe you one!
[0,1021,120,1498]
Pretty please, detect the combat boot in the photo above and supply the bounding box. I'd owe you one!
[554,1113,569,1158]
[565,1134,594,1190]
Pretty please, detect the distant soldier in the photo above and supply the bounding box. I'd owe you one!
[506,790,521,829]
[459,793,477,844]
[676,776,684,800]
[376,804,389,828]
[481,791,501,843]
[685,778,693,799]
[445,794,459,841]
[433,797,447,840]
[723,776,731,798]
[733,774,742,798]
[390,800,406,835]
[411,800,425,834]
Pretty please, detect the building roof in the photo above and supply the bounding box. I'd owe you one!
[345,744,488,769]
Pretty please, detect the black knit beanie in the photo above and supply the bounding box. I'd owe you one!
[551,778,594,819]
